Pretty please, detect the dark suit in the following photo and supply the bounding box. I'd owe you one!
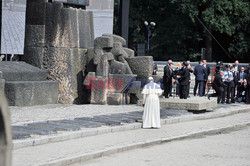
[230,71,237,103]
[209,72,226,103]
[153,64,158,75]
[233,65,240,73]
[179,67,190,99]
[163,65,173,98]
[193,64,207,96]
[203,64,210,95]
[237,71,247,99]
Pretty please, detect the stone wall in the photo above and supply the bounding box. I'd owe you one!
[23,0,94,104]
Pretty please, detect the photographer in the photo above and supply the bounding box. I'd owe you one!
[208,69,226,104]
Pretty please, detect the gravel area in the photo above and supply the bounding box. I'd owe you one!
[9,104,143,125]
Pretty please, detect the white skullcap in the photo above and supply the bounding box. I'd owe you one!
[148,77,154,81]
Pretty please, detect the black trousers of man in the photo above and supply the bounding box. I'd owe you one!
[194,80,204,96]
[237,83,245,99]
[203,80,207,96]
[164,80,172,98]
[180,85,188,99]
[224,82,234,103]
[208,87,225,103]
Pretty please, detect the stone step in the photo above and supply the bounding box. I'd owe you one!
[5,80,59,106]
[0,62,48,81]
[138,97,217,111]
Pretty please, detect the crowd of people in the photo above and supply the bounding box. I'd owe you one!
[161,60,250,104]
[141,60,250,129]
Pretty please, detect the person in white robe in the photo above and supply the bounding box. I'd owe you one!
[142,77,163,128]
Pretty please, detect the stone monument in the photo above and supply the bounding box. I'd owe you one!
[22,0,154,105]
[83,34,154,105]
[23,0,94,104]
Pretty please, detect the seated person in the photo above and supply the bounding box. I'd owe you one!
[237,79,247,103]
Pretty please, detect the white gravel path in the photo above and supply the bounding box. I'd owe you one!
[9,104,143,125]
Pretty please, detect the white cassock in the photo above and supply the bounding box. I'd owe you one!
[142,81,163,128]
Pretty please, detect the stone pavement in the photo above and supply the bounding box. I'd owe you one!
[10,103,250,166]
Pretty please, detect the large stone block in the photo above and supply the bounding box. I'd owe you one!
[43,47,87,104]
[0,91,12,166]
[123,48,135,58]
[83,48,96,75]
[94,36,113,51]
[111,42,123,58]
[5,80,59,106]
[90,77,108,104]
[23,47,45,68]
[126,56,154,79]
[103,34,126,47]
[26,0,47,25]
[78,10,94,48]
[138,97,217,111]
[107,93,130,105]
[0,62,47,81]
[45,3,79,47]
[24,25,45,47]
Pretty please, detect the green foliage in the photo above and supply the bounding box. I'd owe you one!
[113,0,249,62]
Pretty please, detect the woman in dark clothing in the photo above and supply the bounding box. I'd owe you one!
[245,65,250,104]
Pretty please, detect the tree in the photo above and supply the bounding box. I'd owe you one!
[113,0,250,62]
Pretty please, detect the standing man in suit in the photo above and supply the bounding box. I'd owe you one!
[203,60,210,95]
[237,66,247,99]
[233,60,240,75]
[177,62,190,99]
[193,60,207,97]
[163,62,174,98]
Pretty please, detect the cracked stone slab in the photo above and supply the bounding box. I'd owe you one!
[12,126,57,135]
[12,133,31,140]
[50,120,102,128]
[95,115,136,123]
[28,122,81,131]
[75,117,121,126]
[138,97,217,111]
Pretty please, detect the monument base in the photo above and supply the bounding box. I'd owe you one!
[138,97,217,111]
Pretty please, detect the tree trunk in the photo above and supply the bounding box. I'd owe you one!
[205,33,212,62]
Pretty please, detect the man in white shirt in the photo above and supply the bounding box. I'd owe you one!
[222,65,234,104]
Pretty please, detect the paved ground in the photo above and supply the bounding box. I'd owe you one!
[80,126,250,166]
[10,103,250,166]
[10,104,143,125]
